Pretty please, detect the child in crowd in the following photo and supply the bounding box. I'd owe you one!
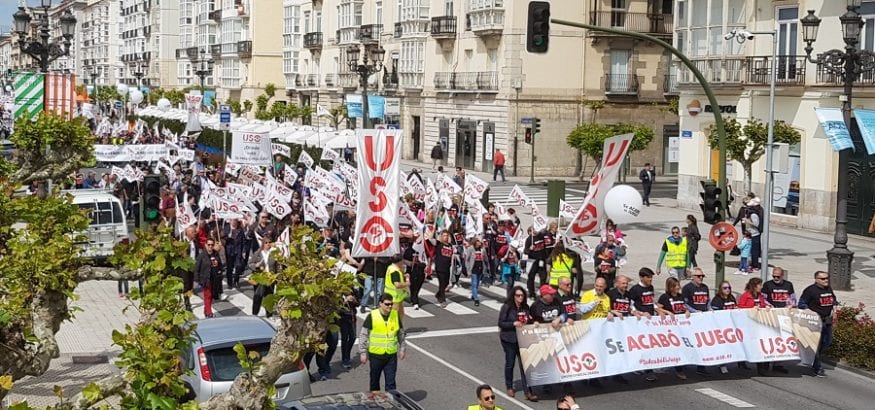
[736,230,752,275]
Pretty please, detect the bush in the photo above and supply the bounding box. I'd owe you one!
[826,303,875,370]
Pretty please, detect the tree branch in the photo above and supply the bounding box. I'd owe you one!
[77,266,143,282]
[54,373,129,410]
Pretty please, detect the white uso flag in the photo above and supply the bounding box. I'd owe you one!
[352,129,403,257]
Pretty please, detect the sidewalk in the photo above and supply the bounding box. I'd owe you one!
[401,158,875,314]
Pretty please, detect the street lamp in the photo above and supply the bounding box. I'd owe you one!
[13,2,77,73]
[133,62,147,89]
[725,29,778,281]
[90,66,101,114]
[346,43,385,128]
[191,48,214,92]
[800,2,874,290]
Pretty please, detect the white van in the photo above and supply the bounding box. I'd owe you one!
[69,190,130,262]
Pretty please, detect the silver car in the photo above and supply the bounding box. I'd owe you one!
[181,316,311,403]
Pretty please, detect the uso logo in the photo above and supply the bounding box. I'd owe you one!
[357,134,397,254]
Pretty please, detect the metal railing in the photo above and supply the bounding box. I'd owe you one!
[306,74,319,87]
[324,73,336,86]
[304,32,323,49]
[434,71,498,91]
[359,24,383,43]
[678,58,745,84]
[589,11,673,35]
[339,73,359,88]
[663,74,679,95]
[604,74,640,94]
[746,55,806,85]
[431,16,457,37]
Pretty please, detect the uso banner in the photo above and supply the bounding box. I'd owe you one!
[352,129,402,257]
[518,308,822,386]
[230,131,272,165]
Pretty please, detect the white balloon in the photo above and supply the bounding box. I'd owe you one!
[603,185,643,224]
[116,83,129,95]
[157,98,171,111]
[129,89,144,104]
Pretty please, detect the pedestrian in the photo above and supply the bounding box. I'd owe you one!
[426,229,454,308]
[500,241,521,292]
[685,215,701,268]
[798,271,837,378]
[430,142,443,169]
[468,384,503,410]
[525,226,547,296]
[682,267,710,375]
[738,276,772,375]
[403,236,427,310]
[384,255,411,322]
[710,280,748,373]
[247,236,276,317]
[607,275,633,318]
[656,226,690,279]
[359,294,406,392]
[497,286,538,401]
[547,240,576,287]
[735,230,752,275]
[194,238,224,318]
[656,276,690,380]
[556,277,578,321]
[593,235,619,287]
[639,163,655,206]
[338,292,359,370]
[743,196,764,273]
[465,238,487,306]
[493,148,506,182]
[629,267,658,381]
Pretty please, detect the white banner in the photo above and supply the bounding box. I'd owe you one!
[185,94,203,133]
[559,199,578,219]
[508,184,533,208]
[272,143,291,158]
[298,150,315,168]
[224,162,242,176]
[531,205,549,232]
[304,200,331,227]
[352,129,402,257]
[230,131,272,165]
[518,308,822,386]
[321,148,341,162]
[463,174,489,201]
[212,197,246,220]
[95,144,171,162]
[263,191,292,219]
[565,134,633,238]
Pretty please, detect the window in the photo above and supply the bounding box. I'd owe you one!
[377,1,383,24]
[316,12,322,32]
[445,0,453,16]
[304,11,311,33]
[773,143,801,216]
[776,7,799,81]
[862,2,875,52]
[609,49,632,91]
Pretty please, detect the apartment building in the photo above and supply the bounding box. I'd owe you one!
[674,0,875,236]
[278,0,677,177]
[119,0,179,88]
[80,0,121,87]
[174,0,216,89]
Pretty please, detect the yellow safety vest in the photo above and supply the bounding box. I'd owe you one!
[383,264,408,302]
[549,253,573,286]
[368,310,400,355]
[580,290,611,319]
[665,238,688,268]
[468,405,504,410]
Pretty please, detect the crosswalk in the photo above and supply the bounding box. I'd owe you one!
[486,184,587,210]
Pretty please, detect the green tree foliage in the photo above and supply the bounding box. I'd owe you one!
[328,104,348,128]
[263,83,277,99]
[255,95,269,112]
[707,118,802,193]
[92,86,122,105]
[566,122,655,164]
[227,98,243,115]
[8,112,95,186]
[242,100,253,113]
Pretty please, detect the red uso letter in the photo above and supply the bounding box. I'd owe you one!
[363,135,396,171]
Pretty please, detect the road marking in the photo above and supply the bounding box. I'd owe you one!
[407,326,497,340]
[407,341,535,410]
[695,388,756,408]
[450,283,504,311]
[189,294,222,319]
[224,287,255,315]
[419,288,479,315]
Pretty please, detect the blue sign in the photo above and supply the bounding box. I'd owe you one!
[114,101,123,109]
[681,130,693,139]
[345,94,386,119]
[521,117,534,125]
[220,112,231,124]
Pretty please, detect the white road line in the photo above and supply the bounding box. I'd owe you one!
[189,294,221,319]
[695,388,756,408]
[407,341,535,410]
[419,288,478,315]
[407,326,497,339]
[451,281,505,311]
[224,287,255,316]
[403,305,436,319]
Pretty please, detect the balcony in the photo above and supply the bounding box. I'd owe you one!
[185,46,199,60]
[294,74,304,87]
[817,62,875,86]
[237,41,252,59]
[431,16,457,39]
[663,74,679,96]
[359,24,382,43]
[339,73,359,88]
[434,71,498,92]
[209,9,221,22]
[337,27,359,45]
[588,11,673,37]
[304,32,323,49]
[678,58,745,85]
[210,44,222,58]
[604,74,640,95]
[306,74,319,87]
[175,48,188,59]
[324,73,336,86]
[467,6,504,36]
[745,55,806,86]
[395,22,402,38]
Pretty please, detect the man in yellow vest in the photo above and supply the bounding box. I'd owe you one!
[656,226,690,279]
[359,293,406,392]
[468,384,503,410]
[384,255,411,322]
[579,277,612,320]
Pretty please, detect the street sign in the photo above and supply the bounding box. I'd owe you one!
[520,117,533,125]
[219,104,231,113]
[114,100,123,109]
[681,130,693,139]
[220,104,231,129]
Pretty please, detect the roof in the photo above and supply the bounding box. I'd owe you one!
[67,190,122,202]
[193,316,276,347]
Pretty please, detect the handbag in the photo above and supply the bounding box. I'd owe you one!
[730,245,741,256]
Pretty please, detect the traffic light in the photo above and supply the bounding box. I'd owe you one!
[142,175,161,224]
[524,127,533,144]
[526,1,551,53]
[699,180,722,224]
[532,117,542,135]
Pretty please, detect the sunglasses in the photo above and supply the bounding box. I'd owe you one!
[671,231,680,234]
[382,302,394,306]
[206,243,214,246]
[481,395,495,401]
[773,276,782,279]
[816,277,829,280]
[694,275,705,277]
[722,286,732,290]
[514,293,525,297]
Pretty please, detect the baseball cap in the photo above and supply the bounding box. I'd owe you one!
[539,284,557,296]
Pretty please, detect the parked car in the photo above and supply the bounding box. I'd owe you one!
[280,391,424,410]
[67,189,129,262]
[181,316,311,404]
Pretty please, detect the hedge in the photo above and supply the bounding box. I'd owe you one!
[826,303,875,370]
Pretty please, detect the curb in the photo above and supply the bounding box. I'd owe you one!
[825,359,875,379]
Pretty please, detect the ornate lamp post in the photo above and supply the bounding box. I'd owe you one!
[346,43,385,128]
[191,48,214,92]
[90,66,101,114]
[133,62,147,89]
[13,1,77,73]
[800,0,874,290]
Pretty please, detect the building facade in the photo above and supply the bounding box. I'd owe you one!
[674,0,875,236]
[271,0,678,177]
[80,0,121,87]
[119,0,179,88]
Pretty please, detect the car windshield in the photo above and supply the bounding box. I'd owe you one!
[78,202,124,225]
[206,343,271,382]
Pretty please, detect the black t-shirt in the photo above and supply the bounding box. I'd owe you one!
[530,298,563,323]
[542,230,556,252]
[558,291,579,320]
[682,282,710,312]
[800,284,837,322]
[710,295,738,310]
[433,241,453,273]
[403,245,424,266]
[629,283,656,314]
[607,288,633,316]
[658,293,687,314]
[763,280,795,307]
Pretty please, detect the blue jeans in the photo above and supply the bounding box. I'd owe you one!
[471,273,480,301]
[501,340,529,391]
[369,353,398,391]
[316,330,338,376]
[813,323,834,371]
[739,257,749,272]
[361,277,385,308]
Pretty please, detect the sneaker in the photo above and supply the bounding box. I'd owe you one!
[733,270,743,275]
[814,369,826,378]
[413,304,420,310]
[359,306,368,314]
[342,362,352,370]
[720,366,729,374]
[440,301,448,308]
[219,294,228,301]
[474,300,480,307]
[676,371,687,380]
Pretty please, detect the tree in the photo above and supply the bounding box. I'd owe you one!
[328,104,348,128]
[566,122,655,168]
[227,98,242,115]
[242,100,253,114]
[263,83,277,99]
[7,113,95,186]
[298,105,315,126]
[707,118,802,193]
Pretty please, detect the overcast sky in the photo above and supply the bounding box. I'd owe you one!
[1,1,62,33]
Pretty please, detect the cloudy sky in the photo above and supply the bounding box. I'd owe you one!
[1,1,62,33]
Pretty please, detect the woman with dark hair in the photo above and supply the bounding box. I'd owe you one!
[656,276,690,380]
[497,286,538,401]
[710,280,749,374]
[686,215,701,268]
[738,277,772,375]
